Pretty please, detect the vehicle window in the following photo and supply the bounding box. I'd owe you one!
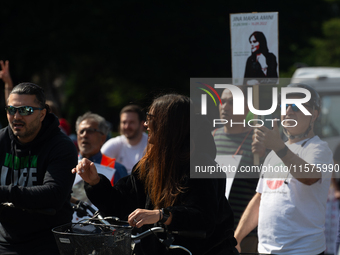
[315,95,340,139]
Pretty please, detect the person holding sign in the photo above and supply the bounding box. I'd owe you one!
[235,84,332,255]
[244,31,278,85]
[213,86,266,253]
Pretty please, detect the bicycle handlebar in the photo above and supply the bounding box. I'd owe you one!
[67,211,202,255]
[131,227,204,255]
[131,226,164,241]
[72,200,97,216]
[71,203,205,240]
[71,201,131,228]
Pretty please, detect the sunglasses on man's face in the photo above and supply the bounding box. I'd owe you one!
[280,104,312,112]
[5,106,43,116]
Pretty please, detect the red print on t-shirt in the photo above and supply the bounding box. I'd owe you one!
[266,180,284,190]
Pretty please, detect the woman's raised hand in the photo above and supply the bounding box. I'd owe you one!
[71,158,100,186]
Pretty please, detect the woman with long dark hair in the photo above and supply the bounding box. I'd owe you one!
[72,94,237,254]
[244,31,278,82]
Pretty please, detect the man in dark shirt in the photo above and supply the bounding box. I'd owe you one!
[0,82,78,254]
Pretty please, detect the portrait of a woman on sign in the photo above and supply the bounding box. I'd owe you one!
[244,31,278,85]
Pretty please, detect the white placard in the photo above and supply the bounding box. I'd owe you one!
[215,155,242,199]
[230,12,279,85]
[73,163,116,185]
[72,162,116,223]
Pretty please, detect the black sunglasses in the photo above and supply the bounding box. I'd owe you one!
[280,104,312,112]
[5,106,44,116]
[78,128,104,135]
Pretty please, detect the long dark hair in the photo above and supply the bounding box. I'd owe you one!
[249,31,269,55]
[137,94,190,208]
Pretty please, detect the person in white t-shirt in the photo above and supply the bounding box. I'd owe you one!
[101,104,148,174]
[235,83,333,255]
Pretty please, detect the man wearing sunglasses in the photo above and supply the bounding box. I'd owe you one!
[0,83,78,254]
[235,83,333,255]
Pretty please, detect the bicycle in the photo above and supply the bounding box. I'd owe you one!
[53,201,206,255]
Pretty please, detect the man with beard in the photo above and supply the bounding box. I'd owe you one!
[101,105,147,174]
[235,84,333,255]
[0,82,77,254]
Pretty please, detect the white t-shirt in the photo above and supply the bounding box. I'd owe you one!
[101,133,148,174]
[256,136,333,255]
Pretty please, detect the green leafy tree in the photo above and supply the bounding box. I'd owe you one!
[303,18,340,66]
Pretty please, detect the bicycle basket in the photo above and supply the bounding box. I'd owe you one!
[52,222,132,255]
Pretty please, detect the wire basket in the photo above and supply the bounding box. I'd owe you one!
[52,222,132,255]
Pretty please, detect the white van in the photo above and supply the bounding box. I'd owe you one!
[291,67,340,152]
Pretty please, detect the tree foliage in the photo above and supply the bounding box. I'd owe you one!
[0,0,337,131]
[302,18,340,66]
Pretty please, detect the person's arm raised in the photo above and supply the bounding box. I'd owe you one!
[254,121,321,185]
[0,60,13,100]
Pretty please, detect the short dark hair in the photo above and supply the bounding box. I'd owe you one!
[9,83,50,112]
[120,104,145,122]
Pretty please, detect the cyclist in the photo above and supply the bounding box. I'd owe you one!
[73,94,239,254]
